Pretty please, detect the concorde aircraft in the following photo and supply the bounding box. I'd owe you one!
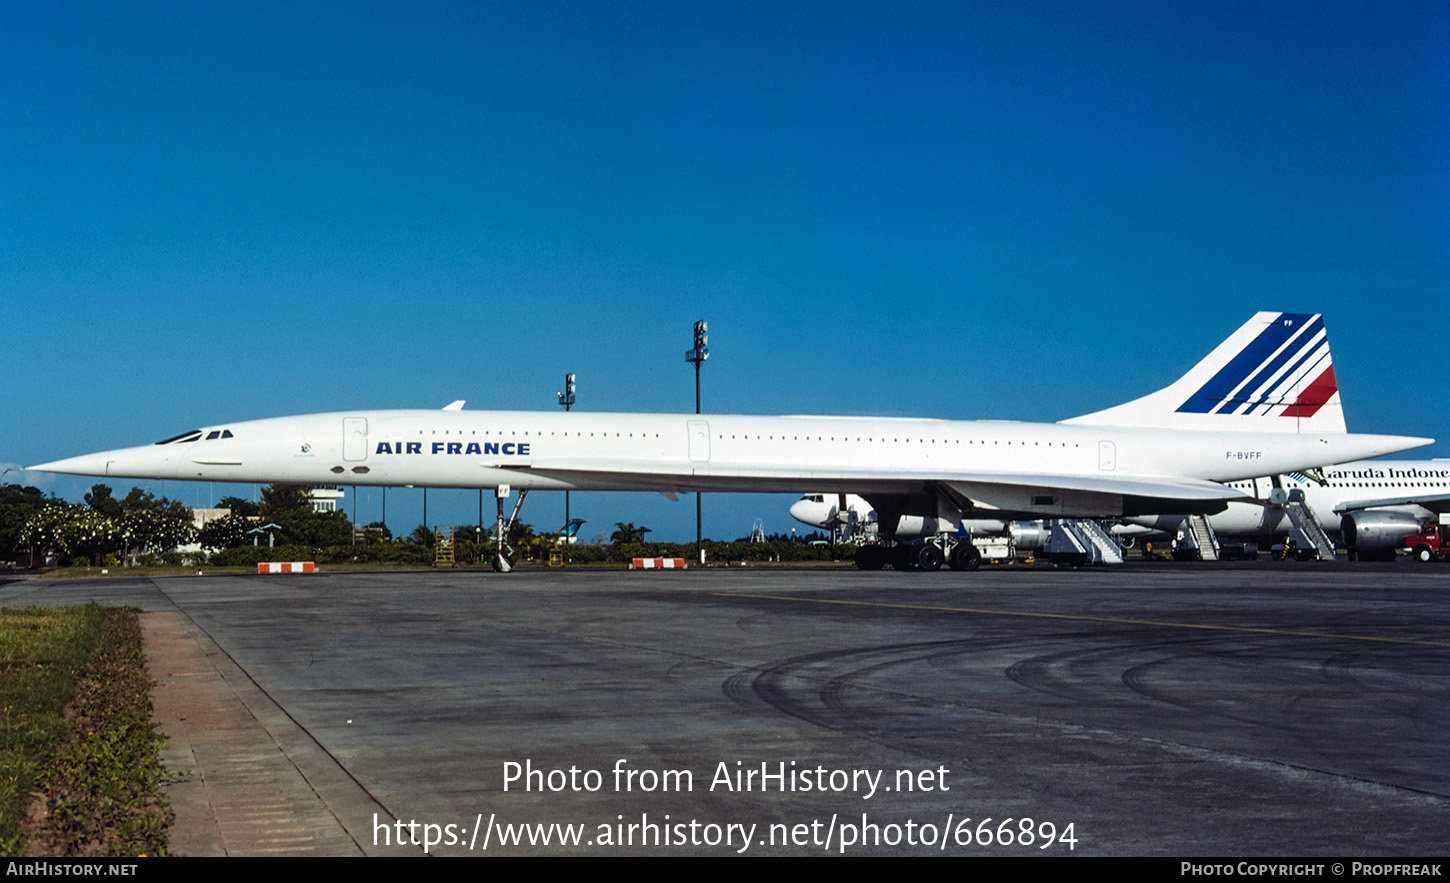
[29,312,1432,572]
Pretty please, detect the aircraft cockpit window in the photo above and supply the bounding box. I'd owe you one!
[206,431,221,440]
[222,430,233,438]
[154,430,202,445]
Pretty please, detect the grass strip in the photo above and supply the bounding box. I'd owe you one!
[0,604,103,854]
[0,605,171,856]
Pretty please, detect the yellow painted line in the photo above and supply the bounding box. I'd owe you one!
[715,593,1450,649]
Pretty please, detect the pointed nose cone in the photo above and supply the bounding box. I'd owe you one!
[29,444,181,480]
[28,452,119,477]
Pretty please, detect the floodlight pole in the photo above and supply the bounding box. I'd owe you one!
[685,321,708,564]
[557,373,576,533]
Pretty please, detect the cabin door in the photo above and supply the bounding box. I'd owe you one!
[687,420,710,463]
[343,417,369,461]
[1098,440,1117,471]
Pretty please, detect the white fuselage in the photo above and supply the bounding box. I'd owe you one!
[32,409,1429,520]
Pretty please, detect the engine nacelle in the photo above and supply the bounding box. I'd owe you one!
[1340,511,1423,552]
[892,515,943,539]
[1008,521,1051,552]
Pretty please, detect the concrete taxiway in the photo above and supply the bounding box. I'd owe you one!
[1,563,1446,856]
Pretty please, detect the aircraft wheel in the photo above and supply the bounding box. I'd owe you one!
[915,544,944,572]
[1414,545,1434,563]
[854,546,886,570]
[949,543,981,571]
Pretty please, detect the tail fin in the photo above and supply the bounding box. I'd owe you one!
[1062,312,1344,433]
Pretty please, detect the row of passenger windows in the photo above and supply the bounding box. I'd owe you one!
[1231,480,1448,489]
[717,435,1080,447]
[407,427,1086,447]
[416,429,662,438]
[1300,481,1447,488]
[409,426,1082,447]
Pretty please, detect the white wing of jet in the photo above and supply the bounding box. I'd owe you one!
[1335,494,1450,515]
[516,457,1245,510]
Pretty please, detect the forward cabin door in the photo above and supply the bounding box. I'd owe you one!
[343,417,369,462]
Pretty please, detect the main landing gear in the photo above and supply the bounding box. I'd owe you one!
[854,539,980,572]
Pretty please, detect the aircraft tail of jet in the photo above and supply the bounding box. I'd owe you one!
[1061,311,1345,433]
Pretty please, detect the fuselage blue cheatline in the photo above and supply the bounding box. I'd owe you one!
[29,313,1432,527]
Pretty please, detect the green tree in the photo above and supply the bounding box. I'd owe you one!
[20,504,121,565]
[198,514,253,551]
[274,508,352,547]
[504,521,535,547]
[84,484,122,519]
[18,504,79,559]
[118,505,195,556]
[0,484,51,560]
[56,508,122,563]
[217,495,259,518]
[118,487,161,513]
[610,522,651,544]
[259,484,313,517]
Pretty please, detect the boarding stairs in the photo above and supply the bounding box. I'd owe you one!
[1284,490,1336,561]
[1183,513,1220,561]
[1045,519,1124,565]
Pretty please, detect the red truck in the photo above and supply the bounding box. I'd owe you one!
[1406,523,1450,562]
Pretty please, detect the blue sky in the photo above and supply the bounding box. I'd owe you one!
[3,1,1447,542]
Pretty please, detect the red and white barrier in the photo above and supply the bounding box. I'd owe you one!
[630,558,686,570]
[257,561,316,574]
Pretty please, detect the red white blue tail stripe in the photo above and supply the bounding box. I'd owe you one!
[1175,312,1337,419]
[1062,311,1345,433]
